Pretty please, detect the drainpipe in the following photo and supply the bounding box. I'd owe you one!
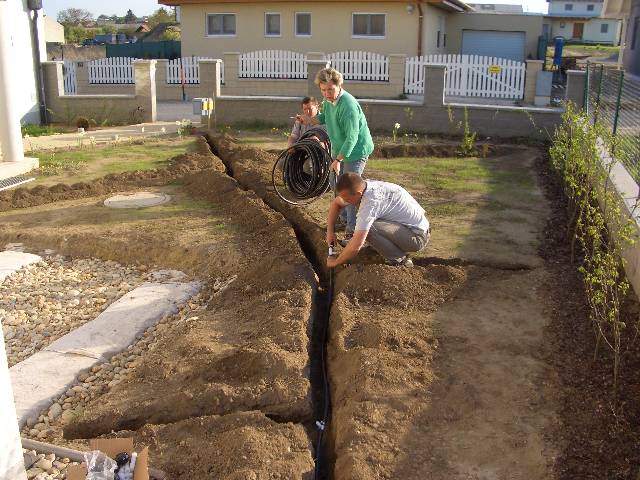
[417,2,424,57]
[27,0,48,125]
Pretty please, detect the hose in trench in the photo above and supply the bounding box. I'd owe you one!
[314,251,334,480]
[272,128,332,205]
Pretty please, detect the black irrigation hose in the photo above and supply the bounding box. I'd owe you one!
[314,255,334,480]
[272,127,333,205]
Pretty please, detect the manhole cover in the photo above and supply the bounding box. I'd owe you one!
[104,192,171,209]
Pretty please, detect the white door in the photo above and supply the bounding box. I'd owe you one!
[462,30,526,62]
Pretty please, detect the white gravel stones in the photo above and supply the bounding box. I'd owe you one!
[19,291,207,443]
[1,255,146,367]
[22,448,79,480]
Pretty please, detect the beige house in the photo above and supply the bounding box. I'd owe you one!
[161,0,471,59]
[161,0,544,62]
[43,15,65,44]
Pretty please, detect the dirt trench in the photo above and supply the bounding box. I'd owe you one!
[204,135,568,480]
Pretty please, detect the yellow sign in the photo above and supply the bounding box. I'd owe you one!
[488,65,502,74]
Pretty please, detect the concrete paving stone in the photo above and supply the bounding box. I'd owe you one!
[10,280,201,427]
[0,251,42,283]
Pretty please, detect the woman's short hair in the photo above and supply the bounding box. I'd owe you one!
[315,68,344,87]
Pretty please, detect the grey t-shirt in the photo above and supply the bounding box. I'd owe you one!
[291,118,326,141]
[355,180,430,234]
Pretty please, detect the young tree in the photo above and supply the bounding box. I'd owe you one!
[148,7,173,27]
[124,9,137,23]
[57,8,94,26]
[161,29,181,41]
[64,25,90,44]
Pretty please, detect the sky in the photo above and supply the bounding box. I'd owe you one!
[42,0,549,20]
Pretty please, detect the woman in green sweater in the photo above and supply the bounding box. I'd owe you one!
[300,67,374,239]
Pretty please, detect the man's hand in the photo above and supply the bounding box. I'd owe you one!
[327,256,340,268]
[331,159,341,174]
[326,230,336,246]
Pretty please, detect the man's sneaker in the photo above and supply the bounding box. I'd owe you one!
[338,233,353,247]
[385,256,413,267]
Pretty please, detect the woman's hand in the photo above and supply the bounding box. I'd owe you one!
[331,159,341,174]
[326,256,340,268]
[296,114,306,125]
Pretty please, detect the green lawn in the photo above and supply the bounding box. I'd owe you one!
[32,138,198,186]
[22,124,70,137]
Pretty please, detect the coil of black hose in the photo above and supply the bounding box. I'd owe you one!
[272,127,332,205]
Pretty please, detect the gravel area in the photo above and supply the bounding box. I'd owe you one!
[1,254,146,367]
[22,449,80,480]
[20,291,208,444]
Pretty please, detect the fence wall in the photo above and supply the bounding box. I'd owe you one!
[585,63,640,184]
[42,60,157,125]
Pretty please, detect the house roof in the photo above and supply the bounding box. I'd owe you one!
[159,0,472,11]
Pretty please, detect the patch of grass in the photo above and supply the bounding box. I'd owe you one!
[22,124,69,137]
[229,119,290,131]
[33,138,198,184]
[427,201,469,217]
[368,157,532,196]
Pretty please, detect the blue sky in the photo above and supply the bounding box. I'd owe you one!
[43,0,549,20]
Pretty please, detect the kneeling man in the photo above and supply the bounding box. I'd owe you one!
[326,173,430,268]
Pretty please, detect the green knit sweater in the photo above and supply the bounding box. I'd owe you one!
[317,90,374,162]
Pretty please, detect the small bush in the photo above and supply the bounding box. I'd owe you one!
[76,117,90,130]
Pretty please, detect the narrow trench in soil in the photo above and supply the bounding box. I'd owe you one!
[206,137,334,479]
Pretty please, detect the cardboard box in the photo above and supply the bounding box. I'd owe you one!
[66,438,149,480]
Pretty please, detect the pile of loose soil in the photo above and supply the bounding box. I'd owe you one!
[131,411,314,479]
[0,138,214,212]
[62,163,316,448]
[327,264,467,479]
[371,142,506,159]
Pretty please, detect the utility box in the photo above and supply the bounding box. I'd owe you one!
[193,98,213,115]
[535,71,553,107]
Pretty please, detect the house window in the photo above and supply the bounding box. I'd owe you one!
[560,22,566,28]
[587,4,594,11]
[295,12,311,36]
[633,16,640,49]
[206,13,236,36]
[601,23,609,33]
[565,4,573,10]
[437,31,441,48]
[352,13,386,38]
[265,12,280,37]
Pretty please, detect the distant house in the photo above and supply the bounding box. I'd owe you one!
[160,0,544,62]
[543,0,621,44]
[467,3,524,13]
[43,15,64,43]
[603,0,639,74]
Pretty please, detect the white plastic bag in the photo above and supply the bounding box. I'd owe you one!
[83,450,117,480]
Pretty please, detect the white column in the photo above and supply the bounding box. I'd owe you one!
[0,319,27,480]
[0,0,26,164]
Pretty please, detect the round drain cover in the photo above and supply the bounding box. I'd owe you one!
[104,192,171,209]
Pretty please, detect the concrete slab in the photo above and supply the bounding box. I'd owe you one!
[104,192,171,209]
[0,158,39,181]
[0,251,42,283]
[10,280,201,426]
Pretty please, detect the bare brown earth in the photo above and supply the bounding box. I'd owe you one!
[204,135,562,479]
[4,134,639,479]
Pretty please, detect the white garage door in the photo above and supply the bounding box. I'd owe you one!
[462,30,526,62]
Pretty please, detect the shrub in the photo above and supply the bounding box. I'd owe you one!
[76,117,90,130]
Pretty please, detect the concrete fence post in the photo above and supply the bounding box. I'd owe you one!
[565,70,587,109]
[133,60,157,123]
[524,60,544,104]
[200,59,223,99]
[75,62,89,95]
[388,54,407,98]
[423,64,446,107]
[223,52,240,92]
[306,52,326,62]
[307,59,331,97]
[41,61,65,122]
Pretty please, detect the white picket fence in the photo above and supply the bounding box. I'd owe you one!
[88,57,135,84]
[240,50,307,79]
[326,51,389,82]
[63,61,77,95]
[405,54,526,99]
